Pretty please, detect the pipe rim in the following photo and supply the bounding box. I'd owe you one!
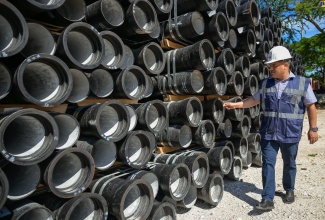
[246,29,256,54]
[89,68,114,98]
[26,0,65,9]
[187,153,210,188]
[0,169,8,209]
[149,202,176,219]
[232,71,244,96]
[249,1,260,26]
[152,0,173,13]
[67,69,90,103]
[144,100,168,133]
[0,62,12,100]
[209,174,224,205]
[222,48,235,75]
[212,98,225,124]
[60,22,104,69]
[0,1,28,58]
[185,97,203,127]
[169,164,191,201]
[120,66,148,100]
[225,0,237,27]
[0,109,58,165]
[215,12,229,41]
[15,54,73,107]
[142,42,166,75]
[45,148,95,198]
[199,40,215,70]
[100,0,125,27]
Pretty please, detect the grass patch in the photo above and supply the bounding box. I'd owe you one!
[308,153,318,157]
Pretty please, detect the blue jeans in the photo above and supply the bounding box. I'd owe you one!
[260,139,299,201]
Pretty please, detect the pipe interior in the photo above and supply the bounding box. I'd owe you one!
[52,152,89,194]
[220,147,232,173]
[241,116,250,137]
[57,0,85,21]
[89,69,114,97]
[69,198,98,219]
[182,185,197,208]
[147,103,165,131]
[21,23,56,57]
[249,76,258,95]
[240,138,248,156]
[178,125,192,148]
[186,99,202,126]
[191,11,205,36]
[227,29,237,48]
[169,166,189,199]
[23,62,61,102]
[226,0,237,26]
[210,176,223,203]
[214,68,226,95]
[247,31,256,53]
[144,45,164,73]
[68,69,89,103]
[102,35,123,67]
[202,122,215,147]
[224,50,235,74]
[154,0,172,12]
[0,63,11,97]
[100,105,121,137]
[126,105,137,131]
[53,114,80,150]
[223,119,232,138]
[216,13,228,41]
[234,72,244,95]
[213,99,225,124]
[19,208,53,220]
[191,156,209,187]
[102,0,124,27]
[190,70,204,93]
[250,1,259,26]
[200,41,214,69]
[6,164,40,200]
[92,140,117,170]
[127,134,150,164]
[34,0,62,5]
[242,56,250,77]
[4,115,47,158]
[123,69,146,99]
[134,1,156,32]
[123,184,147,219]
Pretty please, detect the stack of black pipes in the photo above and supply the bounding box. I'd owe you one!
[0,0,302,219]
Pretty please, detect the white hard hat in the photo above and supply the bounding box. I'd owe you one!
[265,46,292,64]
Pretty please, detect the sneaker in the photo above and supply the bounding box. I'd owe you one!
[284,190,295,204]
[255,199,275,210]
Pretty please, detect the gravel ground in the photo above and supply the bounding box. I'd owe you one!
[176,109,325,220]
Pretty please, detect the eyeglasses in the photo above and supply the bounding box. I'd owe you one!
[267,60,287,68]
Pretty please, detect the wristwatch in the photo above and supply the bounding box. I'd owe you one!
[309,127,318,132]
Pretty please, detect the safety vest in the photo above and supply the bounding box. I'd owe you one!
[259,75,310,143]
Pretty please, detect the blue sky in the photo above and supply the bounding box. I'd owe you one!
[283,17,325,40]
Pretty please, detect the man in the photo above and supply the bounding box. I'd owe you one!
[224,46,318,210]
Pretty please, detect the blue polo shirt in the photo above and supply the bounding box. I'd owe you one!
[252,72,317,104]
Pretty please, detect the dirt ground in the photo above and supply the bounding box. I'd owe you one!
[177,108,325,220]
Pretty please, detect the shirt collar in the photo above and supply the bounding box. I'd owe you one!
[273,72,295,82]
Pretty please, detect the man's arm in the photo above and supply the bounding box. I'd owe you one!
[224,97,260,109]
[306,103,318,144]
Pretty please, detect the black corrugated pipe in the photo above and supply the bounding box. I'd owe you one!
[226,71,244,96]
[206,12,229,46]
[216,0,237,27]
[224,28,238,49]
[215,118,232,138]
[129,21,162,43]
[263,65,270,79]
[243,75,258,96]
[9,0,65,16]
[66,69,90,103]
[235,0,260,27]
[164,11,205,41]
[54,193,108,220]
[177,185,197,209]
[229,137,248,159]
[119,45,134,69]
[165,97,203,127]
[252,151,262,166]
[242,150,252,168]
[5,54,73,107]
[110,65,148,100]
[6,200,54,220]
[255,41,270,60]
[125,105,138,132]
[77,136,117,171]
[117,130,156,169]
[164,39,215,72]
[247,132,261,153]
[148,0,173,16]
[275,18,282,30]
[226,156,242,181]
[260,7,272,19]
[201,67,227,96]
[91,175,153,219]
[68,100,130,142]
[176,0,218,15]
[152,163,191,201]
[191,120,216,148]
[215,139,235,158]
[205,144,232,174]
[41,147,95,198]
[250,112,262,133]
[100,31,126,70]
[3,163,41,201]
[253,103,260,119]
[197,173,224,206]
[232,29,256,54]
[33,0,86,27]
[88,68,114,98]
[0,62,12,101]
[0,168,8,209]
[235,54,251,77]
[19,23,56,58]
[131,100,168,134]
[215,48,236,75]
[127,170,160,198]
[85,0,125,31]
[132,42,166,75]
[201,98,225,124]
[254,22,265,42]
[55,22,105,70]
[153,152,209,188]
[244,105,257,119]
[0,109,58,166]
[148,201,176,220]
[0,0,28,58]
[264,28,274,48]
[157,125,193,148]
[231,114,251,138]
[223,96,244,121]
[250,61,264,80]
[48,113,80,150]
[259,17,270,29]
[112,0,158,37]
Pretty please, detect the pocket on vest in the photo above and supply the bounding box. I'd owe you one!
[285,119,301,138]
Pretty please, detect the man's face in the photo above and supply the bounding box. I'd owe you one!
[268,60,288,80]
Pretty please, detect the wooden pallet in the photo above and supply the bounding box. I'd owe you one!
[77,98,138,106]
[163,94,237,102]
